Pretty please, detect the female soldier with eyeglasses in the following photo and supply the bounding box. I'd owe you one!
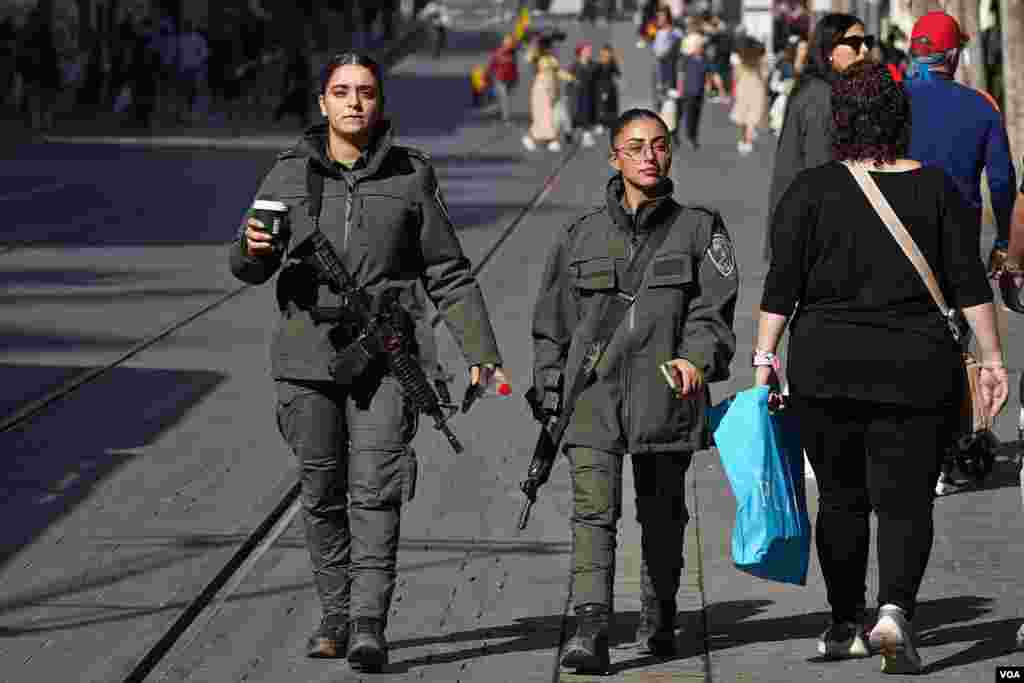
[531,108,738,674]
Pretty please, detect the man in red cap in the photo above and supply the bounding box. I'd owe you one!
[904,11,1016,286]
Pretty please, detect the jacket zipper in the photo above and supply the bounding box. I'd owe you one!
[342,176,355,252]
[624,217,640,449]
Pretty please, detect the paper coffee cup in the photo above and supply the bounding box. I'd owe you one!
[250,199,289,238]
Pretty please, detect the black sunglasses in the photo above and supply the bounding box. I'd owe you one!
[834,35,876,52]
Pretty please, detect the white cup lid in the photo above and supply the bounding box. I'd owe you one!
[253,199,288,212]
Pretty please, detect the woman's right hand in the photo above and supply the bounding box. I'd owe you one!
[244,218,276,257]
[977,366,1010,418]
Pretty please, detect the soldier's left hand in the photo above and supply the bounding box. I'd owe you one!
[665,359,703,398]
[469,363,510,390]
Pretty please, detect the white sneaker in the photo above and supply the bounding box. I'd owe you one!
[581,131,595,147]
[547,140,561,152]
[593,124,605,135]
[869,605,922,674]
[737,141,753,156]
[522,135,536,151]
[817,622,870,659]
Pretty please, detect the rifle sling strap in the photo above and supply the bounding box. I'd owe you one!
[549,204,685,446]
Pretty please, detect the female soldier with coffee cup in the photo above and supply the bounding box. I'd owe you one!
[230,52,509,672]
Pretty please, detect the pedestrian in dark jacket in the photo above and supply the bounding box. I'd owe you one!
[274,48,313,126]
[534,108,738,675]
[229,52,508,673]
[764,12,867,260]
[758,62,1007,673]
[16,6,60,131]
[678,33,709,149]
[593,44,620,130]
[568,42,599,147]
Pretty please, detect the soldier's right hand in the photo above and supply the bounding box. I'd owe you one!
[244,218,276,257]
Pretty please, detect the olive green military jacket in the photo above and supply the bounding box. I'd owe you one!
[229,121,502,382]
[532,175,739,454]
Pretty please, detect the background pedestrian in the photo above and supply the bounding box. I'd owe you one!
[764,12,867,260]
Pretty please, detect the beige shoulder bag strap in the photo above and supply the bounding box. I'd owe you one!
[843,161,988,431]
[842,161,963,342]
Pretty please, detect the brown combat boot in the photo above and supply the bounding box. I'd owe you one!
[305,614,349,658]
[561,603,611,674]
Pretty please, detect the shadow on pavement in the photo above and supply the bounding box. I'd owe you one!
[0,365,226,573]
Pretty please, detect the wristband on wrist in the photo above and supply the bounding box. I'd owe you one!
[752,350,781,371]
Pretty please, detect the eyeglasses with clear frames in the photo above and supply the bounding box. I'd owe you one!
[615,139,671,161]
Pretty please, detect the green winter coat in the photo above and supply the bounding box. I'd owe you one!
[532,175,738,454]
[229,120,503,382]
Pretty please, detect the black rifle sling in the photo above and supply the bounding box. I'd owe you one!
[546,204,685,448]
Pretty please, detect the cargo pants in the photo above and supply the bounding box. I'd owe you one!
[568,446,692,609]
[276,370,418,622]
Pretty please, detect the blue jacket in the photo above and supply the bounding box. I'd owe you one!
[905,75,1016,242]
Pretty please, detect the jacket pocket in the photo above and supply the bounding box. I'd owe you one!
[648,252,694,289]
[571,256,619,295]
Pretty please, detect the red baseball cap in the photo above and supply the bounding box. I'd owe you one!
[910,11,968,56]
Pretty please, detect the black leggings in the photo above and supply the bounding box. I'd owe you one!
[791,396,957,622]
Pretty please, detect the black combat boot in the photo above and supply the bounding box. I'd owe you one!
[560,603,611,674]
[347,617,388,672]
[306,614,349,658]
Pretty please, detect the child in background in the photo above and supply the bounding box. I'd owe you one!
[487,34,520,124]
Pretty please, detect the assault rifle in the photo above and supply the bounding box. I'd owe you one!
[305,165,463,454]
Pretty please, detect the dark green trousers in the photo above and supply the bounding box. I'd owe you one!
[276,374,418,622]
[568,447,692,608]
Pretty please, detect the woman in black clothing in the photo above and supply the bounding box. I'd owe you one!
[763,12,868,261]
[593,44,620,130]
[755,62,1008,674]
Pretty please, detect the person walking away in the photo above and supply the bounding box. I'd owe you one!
[523,35,574,152]
[678,32,708,150]
[902,11,1017,495]
[729,38,767,156]
[229,53,509,672]
[533,108,738,674]
[487,34,520,125]
[757,62,1008,674]
[274,48,313,127]
[593,44,621,132]
[568,42,599,147]
[903,12,1016,285]
[763,12,867,260]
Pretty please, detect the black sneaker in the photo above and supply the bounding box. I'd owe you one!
[306,615,349,658]
[818,621,870,659]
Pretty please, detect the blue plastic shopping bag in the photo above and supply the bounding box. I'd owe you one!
[707,386,811,585]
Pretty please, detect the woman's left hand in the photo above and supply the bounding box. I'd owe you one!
[977,366,1009,418]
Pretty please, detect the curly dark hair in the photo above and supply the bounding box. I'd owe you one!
[831,61,911,165]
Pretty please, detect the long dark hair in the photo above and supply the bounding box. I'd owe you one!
[319,52,385,98]
[791,13,864,96]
